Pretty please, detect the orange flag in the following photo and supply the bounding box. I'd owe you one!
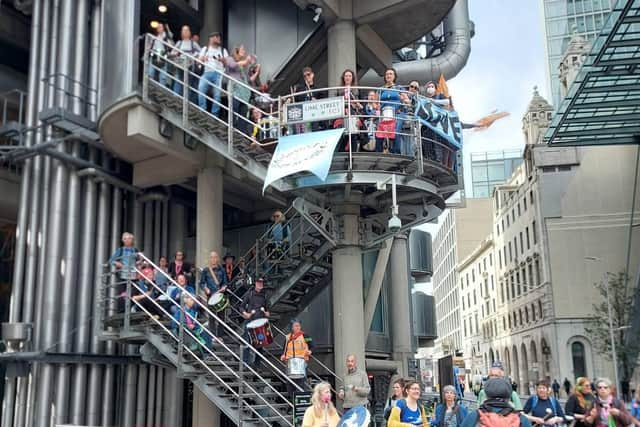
[437,74,449,98]
[471,110,510,131]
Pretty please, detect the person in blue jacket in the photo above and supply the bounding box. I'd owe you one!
[431,385,468,427]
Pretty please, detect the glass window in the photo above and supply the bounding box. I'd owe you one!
[472,165,488,181]
[533,220,538,244]
[526,227,530,249]
[572,342,587,378]
[519,232,524,253]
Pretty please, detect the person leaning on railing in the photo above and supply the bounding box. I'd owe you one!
[108,232,139,281]
[225,45,260,135]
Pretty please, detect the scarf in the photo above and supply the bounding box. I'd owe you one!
[597,396,615,427]
[290,331,304,341]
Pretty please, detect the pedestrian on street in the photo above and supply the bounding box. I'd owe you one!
[552,379,561,399]
[563,377,572,397]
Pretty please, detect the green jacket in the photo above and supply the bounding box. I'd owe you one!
[477,389,523,410]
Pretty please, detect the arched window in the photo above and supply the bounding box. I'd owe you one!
[572,341,587,378]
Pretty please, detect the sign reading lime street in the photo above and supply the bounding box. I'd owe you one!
[285,96,344,124]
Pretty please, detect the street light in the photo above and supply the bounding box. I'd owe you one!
[585,256,620,398]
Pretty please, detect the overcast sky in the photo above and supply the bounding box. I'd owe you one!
[414,0,550,293]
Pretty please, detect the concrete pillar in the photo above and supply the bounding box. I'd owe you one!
[194,166,223,426]
[332,203,365,386]
[327,20,357,87]
[389,234,413,377]
[169,201,186,257]
[199,0,223,40]
[196,166,223,266]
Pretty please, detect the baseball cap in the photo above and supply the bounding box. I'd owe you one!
[491,361,505,370]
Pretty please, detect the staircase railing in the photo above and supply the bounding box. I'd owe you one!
[101,252,304,426]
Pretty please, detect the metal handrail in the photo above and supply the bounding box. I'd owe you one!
[0,89,27,127]
[122,278,289,425]
[133,252,304,394]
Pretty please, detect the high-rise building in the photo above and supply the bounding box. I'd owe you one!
[541,0,614,107]
[470,150,523,198]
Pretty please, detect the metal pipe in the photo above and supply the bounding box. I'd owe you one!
[146,365,156,425]
[87,0,102,120]
[72,0,89,115]
[54,141,82,425]
[76,167,140,193]
[135,365,148,427]
[122,364,137,427]
[360,0,472,86]
[1,379,16,427]
[144,202,153,254]
[154,200,162,261]
[102,184,122,426]
[70,148,97,425]
[161,200,169,258]
[86,167,110,425]
[34,124,70,427]
[155,367,164,425]
[56,0,75,109]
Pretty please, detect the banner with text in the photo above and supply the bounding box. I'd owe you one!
[263,128,345,192]
[414,98,463,149]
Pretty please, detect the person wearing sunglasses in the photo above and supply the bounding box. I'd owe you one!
[585,378,633,427]
[565,377,595,427]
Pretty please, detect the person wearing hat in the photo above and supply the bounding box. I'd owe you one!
[199,251,227,339]
[197,31,228,117]
[461,378,532,427]
[280,319,312,398]
[241,277,270,367]
[476,361,523,410]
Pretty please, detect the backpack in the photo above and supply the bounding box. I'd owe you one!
[478,410,521,427]
[531,396,559,416]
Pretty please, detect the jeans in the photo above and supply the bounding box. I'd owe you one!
[173,68,198,104]
[149,61,167,87]
[232,98,249,135]
[399,132,415,156]
[197,70,222,115]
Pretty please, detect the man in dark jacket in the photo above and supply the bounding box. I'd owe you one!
[462,378,532,427]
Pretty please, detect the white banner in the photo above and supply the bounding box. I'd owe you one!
[263,128,345,192]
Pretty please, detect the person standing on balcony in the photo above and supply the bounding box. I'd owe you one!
[376,67,401,154]
[148,23,173,87]
[108,232,139,281]
[225,45,260,135]
[170,25,200,102]
[197,32,228,117]
[292,66,326,133]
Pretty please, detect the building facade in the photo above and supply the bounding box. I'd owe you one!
[541,0,614,107]
[470,150,524,198]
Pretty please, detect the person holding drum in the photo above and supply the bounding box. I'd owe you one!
[302,382,340,427]
[199,251,228,339]
[280,319,312,397]
[241,277,271,367]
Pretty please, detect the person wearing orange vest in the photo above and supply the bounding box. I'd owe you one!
[281,319,312,398]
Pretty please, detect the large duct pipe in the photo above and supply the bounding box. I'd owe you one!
[161,200,169,258]
[147,365,156,425]
[135,365,148,427]
[87,0,102,120]
[54,141,81,425]
[153,201,162,261]
[72,0,89,114]
[155,367,164,425]
[360,0,472,86]
[144,202,153,254]
[122,364,138,427]
[70,147,97,425]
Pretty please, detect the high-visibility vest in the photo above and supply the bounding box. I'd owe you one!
[284,333,309,361]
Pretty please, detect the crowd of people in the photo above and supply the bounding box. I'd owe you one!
[145,24,475,166]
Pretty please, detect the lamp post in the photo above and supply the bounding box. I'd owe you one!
[585,256,620,398]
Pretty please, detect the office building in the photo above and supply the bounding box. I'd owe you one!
[470,150,523,198]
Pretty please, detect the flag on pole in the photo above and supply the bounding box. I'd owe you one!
[437,73,450,98]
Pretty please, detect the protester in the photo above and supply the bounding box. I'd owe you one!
[376,67,401,153]
[280,319,312,397]
[197,32,228,116]
[461,378,532,427]
[108,232,139,280]
[432,385,468,427]
[148,23,173,86]
[170,25,200,101]
[384,378,406,422]
[585,378,633,427]
[565,377,595,427]
[477,361,523,409]
[337,354,370,412]
[168,250,194,283]
[522,380,565,427]
[302,382,340,427]
[225,44,260,134]
[241,277,270,367]
[387,381,428,427]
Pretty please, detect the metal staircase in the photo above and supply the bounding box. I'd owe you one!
[227,198,337,319]
[100,252,341,426]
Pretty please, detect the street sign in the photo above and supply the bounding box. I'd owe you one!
[285,97,344,124]
[293,390,312,426]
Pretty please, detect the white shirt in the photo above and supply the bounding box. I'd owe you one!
[199,45,228,73]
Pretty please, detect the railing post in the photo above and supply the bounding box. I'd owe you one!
[416,121,424,176]
[255,239,260,276]
[348,92,353,172]
[238,347,245,425]
[182,58,189,127]
[177,297,185,371]
[227,84,234,149]
[124,274,131,334]
[142,35,151,103]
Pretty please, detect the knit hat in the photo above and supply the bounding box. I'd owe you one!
[484,378,512,399]
[491,360,505,370]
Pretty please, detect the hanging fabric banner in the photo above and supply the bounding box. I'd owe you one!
[414,98,463,149]
[263,128,345,193]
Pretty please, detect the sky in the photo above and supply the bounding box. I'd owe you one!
[414,0,550,293]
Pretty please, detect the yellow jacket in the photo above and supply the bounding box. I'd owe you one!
[387,404,428,427]
[301,405,340,427]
